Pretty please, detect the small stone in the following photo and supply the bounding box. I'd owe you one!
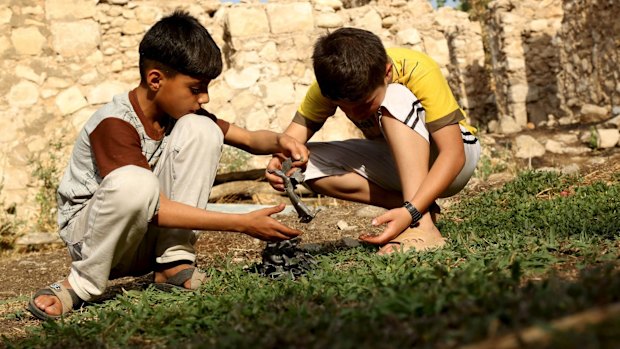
[15,232,63,247]
[514,135,545,159]
[597,129,620,148]
[560,163,580,175]
[337,220,357,231]
[17,260,38,267]
[355,205,387,218]
[499,116,521,134]
[580,104,608,123]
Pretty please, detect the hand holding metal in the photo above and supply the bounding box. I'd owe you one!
[268,158,316,223]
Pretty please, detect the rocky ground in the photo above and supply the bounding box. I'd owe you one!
[1,125,619,341]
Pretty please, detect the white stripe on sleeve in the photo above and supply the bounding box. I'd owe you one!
[378,83,429,142]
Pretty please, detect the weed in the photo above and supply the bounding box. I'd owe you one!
[4,171,620,348]
[29,140,64,233]
[474,139,512,180]
[218,145,253,174]
[0,185,19,251]
[588,126,599,149]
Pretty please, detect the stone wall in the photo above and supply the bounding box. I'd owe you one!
[0,0,491,225]
[557,0,620,120]
[484,0,619,131]
[0,0,618,228]
[485,0,564,132]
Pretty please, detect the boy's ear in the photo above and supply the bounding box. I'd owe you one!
[146,69,166,91]
[385,62,393,82]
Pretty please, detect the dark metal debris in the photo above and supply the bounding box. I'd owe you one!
[248,237,317,280]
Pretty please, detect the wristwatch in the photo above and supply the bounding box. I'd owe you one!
[403,201,422,227]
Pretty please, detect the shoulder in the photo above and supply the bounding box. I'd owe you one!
[83,92,136,132]
[387,47,437,66]
[297,81,337,122]
[389,47,441,83]
[305,81,324,100]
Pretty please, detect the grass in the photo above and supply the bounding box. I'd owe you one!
[2,170,619,348]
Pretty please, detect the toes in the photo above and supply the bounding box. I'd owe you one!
[34,295,61,315]
[34,295,53,308]
[378,243,400,255]
[45,302,62,316]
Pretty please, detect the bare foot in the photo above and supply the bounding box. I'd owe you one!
[377,225,444,255]
[32,279,72,317]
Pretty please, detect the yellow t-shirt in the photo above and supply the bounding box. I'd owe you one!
[295,47,476,136]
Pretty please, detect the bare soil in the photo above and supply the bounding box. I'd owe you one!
[0,133,618,343]
[0,198,380,341]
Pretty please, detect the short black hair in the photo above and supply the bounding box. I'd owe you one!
[138,10,222,82]
[312,27,388,102]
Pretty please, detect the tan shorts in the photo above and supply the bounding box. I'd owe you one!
[304,127,480,198]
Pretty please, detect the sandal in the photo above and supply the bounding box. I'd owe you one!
[27,282,84,320]
[153,267,207,292]
[380,227,447,254]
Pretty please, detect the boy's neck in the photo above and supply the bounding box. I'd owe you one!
[133,84,168,137]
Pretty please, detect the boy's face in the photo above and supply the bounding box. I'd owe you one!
[334,62,392,121]
[151,70,211,119]
[335,84,388,121]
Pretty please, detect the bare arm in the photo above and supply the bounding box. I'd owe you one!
[409,123,465,209]
[361,114,465,244]
[283,120,316,144]
[386,120,465,213]
[222,121,309,159]
[153,193,301,241]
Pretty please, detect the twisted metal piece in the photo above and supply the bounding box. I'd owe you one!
[268,158,316,223]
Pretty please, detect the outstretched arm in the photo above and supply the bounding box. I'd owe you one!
[153,194,301,241]
[221,120,309,161]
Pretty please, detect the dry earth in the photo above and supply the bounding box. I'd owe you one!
[0,198,379,342]
[0,129,618,343]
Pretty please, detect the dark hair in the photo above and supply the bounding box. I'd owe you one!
[312,27,388,102]
[138,10,222,82]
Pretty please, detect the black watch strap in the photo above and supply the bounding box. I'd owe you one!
[403,201,423,227]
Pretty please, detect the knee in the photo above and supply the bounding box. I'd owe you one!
[175,114,224,149]
[104,166,159,212]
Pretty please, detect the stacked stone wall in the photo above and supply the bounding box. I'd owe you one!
[0,0,491,225]
[0,0,618,229]
[484,0,619,131]
[557,0,620,119]
[485,0,564,132]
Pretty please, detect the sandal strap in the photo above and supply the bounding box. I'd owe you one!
[35,283,83,314]
[165,267,207,290]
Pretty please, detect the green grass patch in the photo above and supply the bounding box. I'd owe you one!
[3,171,619,348]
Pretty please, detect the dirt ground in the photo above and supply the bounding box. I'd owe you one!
[1,136,618,342]
[0,198,383,341]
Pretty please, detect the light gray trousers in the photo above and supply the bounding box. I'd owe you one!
[63,114,223,301]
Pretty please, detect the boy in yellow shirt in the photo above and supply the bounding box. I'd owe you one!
[266,28,480,254]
